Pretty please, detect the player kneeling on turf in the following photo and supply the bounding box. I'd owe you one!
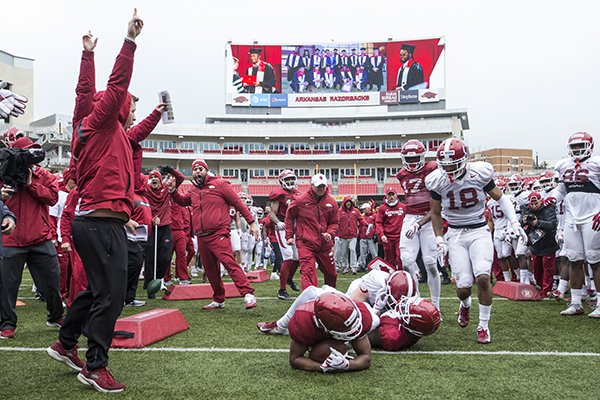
[257,287,379,373]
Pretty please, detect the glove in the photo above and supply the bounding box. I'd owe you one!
[435,236,448,266]
[320,347,349,373]
[509,221,528,245]
[504,227,516,243]
[373,292,387,314]
[0,83,28,119]
[405,222,421,239]
[365,224,373,236]
[159,165,174,176]
[543,197,557,207]
[555,229,564,245]
[276,221,286,231]
[592,212,600,231]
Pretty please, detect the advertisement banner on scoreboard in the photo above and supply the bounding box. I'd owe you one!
[225,37,445,107]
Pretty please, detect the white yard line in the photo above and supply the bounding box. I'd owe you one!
[1,346,599,357]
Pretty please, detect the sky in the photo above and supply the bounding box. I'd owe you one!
[4,0,600,164]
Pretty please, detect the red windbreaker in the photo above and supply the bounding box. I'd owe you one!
[171,174,254,237]
[71,39,137,218]
[3,167,59,247]
[285,188,339,251]
[359,211,376,240]
[60,189,79,244]
[337,196,363,239]
[128,109,161,191]
[375,202,406,240]
[170,198,185,231]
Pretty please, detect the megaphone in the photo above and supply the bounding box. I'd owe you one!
[147,278,171,295]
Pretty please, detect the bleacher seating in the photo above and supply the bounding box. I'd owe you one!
[357,148,377,154]
[249,150,267,154]
[312,149,330,155]
[385,148,402,153]
[222,149,242,155]
[267,149,286,155]
[142,147,157,152]
[203,149,222,154]
[297,183,333,193]
[383,182,405,195]
[164,148,180,154]
[248,183,279,196]
[180,149,194,154]
[292,149,311,155]
[338,183,378,196]
[340,149,357,154]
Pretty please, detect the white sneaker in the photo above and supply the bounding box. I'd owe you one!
[560,304,585,316]
[244,293,257,309]
[190,268,199,278]
[270,272,280,281]
[202,301,225,311]
[588,307,600,318]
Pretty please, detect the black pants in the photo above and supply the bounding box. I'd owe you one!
[0,241,63,330]
[144,225,172,286]
[126,240,147,303]
[59,217,127,371]
[270,242,283,273]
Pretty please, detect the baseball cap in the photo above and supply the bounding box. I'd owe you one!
[385,186,397,195]
[528,192,542,203]
[11,136,41,149]
[311,173,328,187]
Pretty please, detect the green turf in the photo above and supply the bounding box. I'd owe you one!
[1,270,599,399]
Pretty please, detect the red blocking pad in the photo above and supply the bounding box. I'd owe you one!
[246,269,269,282]
[111,309,189,348]
[493,281,542,301]
[162,282,242,301]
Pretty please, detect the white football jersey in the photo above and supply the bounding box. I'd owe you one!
[509,190,530,216]
[425,162,495,226]
[554,156,600,223]
[487,197,508,230]
[352,269,389,307]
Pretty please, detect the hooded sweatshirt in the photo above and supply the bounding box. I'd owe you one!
[338,196,363,239]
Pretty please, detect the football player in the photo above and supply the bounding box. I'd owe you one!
[487,180,517,282]
[397,139,441,310]
[426,138,525,344]
[269,170,301,300]
[506,174,535,285]
[238,193,256,272]
[547,132,600,317]
[257,289,379,373]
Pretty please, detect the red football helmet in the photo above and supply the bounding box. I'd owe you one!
[313,292,363,341]
[494,178,507,193]
[397,296,441,337]
[400,140,426,172]
[385,270,418,309]
[507,174,523,195]
[538,171,555,190]
[436,138,469,181]
[278,169,297,190]
[238,192,254,207]
[254,206,264,219]
[568,132,594,161]
[530,180,542,193]
[2,127,24,146]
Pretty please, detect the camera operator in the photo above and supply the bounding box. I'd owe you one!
[0,136,62,339]
[520,192,559,297]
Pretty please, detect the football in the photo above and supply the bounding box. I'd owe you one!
[308,339,348,363]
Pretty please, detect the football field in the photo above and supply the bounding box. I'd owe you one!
[1,271,598,400]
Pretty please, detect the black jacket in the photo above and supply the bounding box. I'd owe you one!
[519,204,558,256]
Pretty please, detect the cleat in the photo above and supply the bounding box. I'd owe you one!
[457,305,470,328]
[476,326,491,344]
[202,301,225,311]
[77,366,126,393]
[288,281,300,292]
[244,294,257,309]
[47,340,84,371]
[277,289,291,300]
[588,307,600,319]
[0,328,15,339]
[125,300,146,307]
[256,321,288,335]
[547,289,565,301]
[46,318,64,328]
[179,280,191,285]
[560,304,585,316]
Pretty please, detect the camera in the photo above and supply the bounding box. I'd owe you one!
[0,147,46,188]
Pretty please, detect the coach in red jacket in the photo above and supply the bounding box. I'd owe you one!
[375,187,406,269]
[49,12,143,392]
[337,196,363,274]
[285,174,339,290]
[169,160,258,310]
[0,137,62,339]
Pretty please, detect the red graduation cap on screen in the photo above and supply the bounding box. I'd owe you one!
[242,75,256,86]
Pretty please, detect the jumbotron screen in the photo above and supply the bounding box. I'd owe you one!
[225,37,445,108]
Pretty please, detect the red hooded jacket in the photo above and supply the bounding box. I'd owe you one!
[170,197,186,231]
[375,201,406,240]
[71,39,137,218]
[3,167,59,247]
[145,169,184,226]
[337,196,363,239]
[285,188,339,252]
[359,211,376,239]
[128,109,161,191]
[171,174,255,237]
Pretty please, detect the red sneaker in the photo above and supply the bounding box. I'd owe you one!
[476,326,491,344]
[47,340,84,371]
[78,366,126,393]
[0,328,15,339]
[457,305,470,328]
